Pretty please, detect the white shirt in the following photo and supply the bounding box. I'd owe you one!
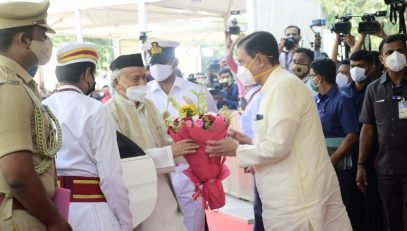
[43,85,133,231]
[279,51,293,70]
[240,85,262,139]
[236,67,351,230]
[146,77,218,118]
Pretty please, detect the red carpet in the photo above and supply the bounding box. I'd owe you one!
[206,210,253,231]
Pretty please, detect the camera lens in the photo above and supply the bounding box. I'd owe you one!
[284,38,296,50]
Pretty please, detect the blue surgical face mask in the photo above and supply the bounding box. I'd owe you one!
[28,65,38,77]
[310,76,320,92]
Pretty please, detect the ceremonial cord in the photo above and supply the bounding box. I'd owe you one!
[22,84,62,174]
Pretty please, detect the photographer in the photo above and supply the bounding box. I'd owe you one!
[205,66,218,88]
[225,32,247,99]
[195,72,210,87]
[278,25,302,70]
[215,68,239,110]
[331,33,356,64]
[313,33,324,60]
[351,22,387,54]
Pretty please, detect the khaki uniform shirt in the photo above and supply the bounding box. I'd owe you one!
[0,55,56,230]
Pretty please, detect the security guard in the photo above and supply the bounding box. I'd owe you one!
[0,1,71,230]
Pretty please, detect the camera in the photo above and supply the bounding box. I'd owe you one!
[229,18,240,35]
[209,63,220,72]
[139,32,147,43]
[284,36,297,50]
[384,0,406,4]
[358,11,387,34]
[230,9,241,15]
[330,14,352,34]
[209,60,220,73]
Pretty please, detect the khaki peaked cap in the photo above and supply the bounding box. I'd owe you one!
[0,0,55,33]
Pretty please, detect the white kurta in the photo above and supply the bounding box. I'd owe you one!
[240,85,262,139]
[236,67,352,231]
[43,85,133,231]
[146,77,217,231]
[106,94,186,231]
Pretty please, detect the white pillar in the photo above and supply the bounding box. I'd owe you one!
[195,45,202,72]
[244,0,323,49]
[138,1,148,63]
[138,1,147,38]
[75,9,83,42]
[246,0,258,33]
[112,38,120,58]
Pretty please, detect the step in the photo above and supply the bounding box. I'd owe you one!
[217,194,255,224]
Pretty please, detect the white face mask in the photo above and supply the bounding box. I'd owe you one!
[118,79,146,103]
[291,64,309,78]
[29,38,53,65]
[126,85,147,103]
[386,51,406,72]
[350,67,367,82]
[149,64,174,81]
[236,66,256,86]
[336,73,349,88]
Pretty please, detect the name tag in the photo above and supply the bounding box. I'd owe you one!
[399,101,407,119]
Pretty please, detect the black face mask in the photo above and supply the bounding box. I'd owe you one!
[85,75,96,95]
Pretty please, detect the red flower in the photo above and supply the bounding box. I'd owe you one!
[168,114,230,210]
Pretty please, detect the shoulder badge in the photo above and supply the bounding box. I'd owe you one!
[150,42,163,56]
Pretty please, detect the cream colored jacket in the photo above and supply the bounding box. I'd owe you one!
[236,67,352,231]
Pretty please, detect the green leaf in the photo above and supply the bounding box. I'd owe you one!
[168,96,181,111]
[197,91,207,114]
[182,96,194,105]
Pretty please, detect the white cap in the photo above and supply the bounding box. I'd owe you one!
[56,42,98,66]
[141,40,179,52]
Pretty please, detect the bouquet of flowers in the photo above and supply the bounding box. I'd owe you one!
[165,91,230,210]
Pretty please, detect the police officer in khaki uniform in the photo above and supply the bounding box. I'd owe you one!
[0,1,72,230]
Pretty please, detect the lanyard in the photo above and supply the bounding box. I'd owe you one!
[57,88,82,94]
[247,88,261,107]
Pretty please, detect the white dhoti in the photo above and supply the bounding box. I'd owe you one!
[171,163,206,231]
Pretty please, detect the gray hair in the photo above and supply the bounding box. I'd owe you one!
[111,69,121,88]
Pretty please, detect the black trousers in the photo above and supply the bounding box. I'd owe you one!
[336,169,365,230]
[378,175,407,231]
[253,176,264,231]
[351,143,384,231]
[364,165,384,231]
